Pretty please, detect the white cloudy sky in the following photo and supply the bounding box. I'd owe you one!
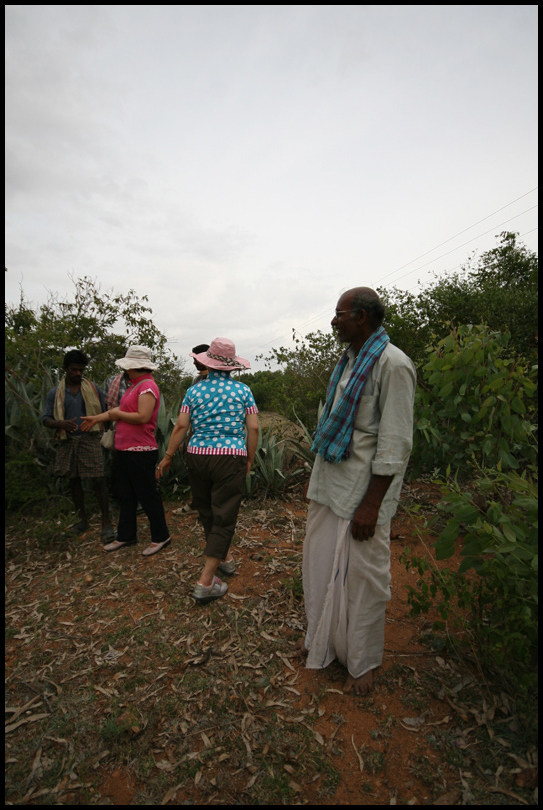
[5,5,538,372]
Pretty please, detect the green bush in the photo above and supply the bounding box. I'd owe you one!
[5,367,64,511]
[380,231,538,366]
[4,452,75,522]
[402,465,538,694]
[404,321,538,699]
[411,324,537,477]
[5,453,52,512]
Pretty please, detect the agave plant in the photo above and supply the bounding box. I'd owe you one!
[249,427,306,499]
[5,366,69,512]
[154,394,189,497]
[5,366,56,455]
[287,403,324,471]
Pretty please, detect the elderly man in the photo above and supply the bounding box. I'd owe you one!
[42,349,115,541]
[301,287,416,694]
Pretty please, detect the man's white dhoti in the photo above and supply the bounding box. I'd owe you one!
[302,501,391,679]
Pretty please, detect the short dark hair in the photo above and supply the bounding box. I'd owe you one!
[192,343,210,354]
[63,349,89,368]
[351,291,385,328]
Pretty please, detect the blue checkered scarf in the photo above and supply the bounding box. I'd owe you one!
[311,327,390,463]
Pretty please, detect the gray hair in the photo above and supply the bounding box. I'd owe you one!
[351,289,385,328]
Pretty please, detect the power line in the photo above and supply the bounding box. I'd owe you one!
[376,188,538,286]
[258,208,538,350]
[403,224,538,294]
[381,204,538,288]
[252,191,538,356]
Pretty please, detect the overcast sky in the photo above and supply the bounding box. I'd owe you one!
[5,5,538,372]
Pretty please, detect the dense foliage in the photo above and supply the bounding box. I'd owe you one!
[380,230,538,366]
[5,275,186,400]
[411,323,537,477]
[402,464,538,695]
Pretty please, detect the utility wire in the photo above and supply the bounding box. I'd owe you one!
[375,186,538,284]
[402,224,538,294]
[252,191,538,355]
[259,210,538,350]
[172,189,538,357]
[380,204,538,288]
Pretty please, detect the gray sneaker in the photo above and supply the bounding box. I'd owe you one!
[192,576,228,604]
[218,558,236,575]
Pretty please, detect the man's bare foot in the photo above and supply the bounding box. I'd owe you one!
[343,669,374,695]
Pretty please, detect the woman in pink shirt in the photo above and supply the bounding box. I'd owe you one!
[81,346,170,557]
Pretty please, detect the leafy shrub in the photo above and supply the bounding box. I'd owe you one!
[411,324,537,477]
[5,453,56,512]
[402,466,538,694]
[380,231,538,366]
[5,367,56,453]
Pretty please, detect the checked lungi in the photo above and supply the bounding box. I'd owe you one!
[53,433,105,479]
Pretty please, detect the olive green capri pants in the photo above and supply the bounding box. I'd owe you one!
[186,453,247,560]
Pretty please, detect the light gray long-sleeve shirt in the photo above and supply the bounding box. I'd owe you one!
[307,342,416,523]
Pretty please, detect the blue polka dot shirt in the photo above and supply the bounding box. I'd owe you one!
[180,370,258,456]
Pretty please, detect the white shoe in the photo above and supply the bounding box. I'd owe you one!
[217,558,236,575]
[192,576,228,604]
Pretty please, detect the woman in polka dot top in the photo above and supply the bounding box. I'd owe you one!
[157,338,259,603]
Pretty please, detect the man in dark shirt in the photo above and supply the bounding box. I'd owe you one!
[42,349,115,540]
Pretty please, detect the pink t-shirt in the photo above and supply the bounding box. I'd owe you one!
[114,374,160,451]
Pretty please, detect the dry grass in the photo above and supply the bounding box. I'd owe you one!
[5,500,335,805]
[5,494,538,805]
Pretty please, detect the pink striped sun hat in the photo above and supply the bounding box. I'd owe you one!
[190,337,250,371]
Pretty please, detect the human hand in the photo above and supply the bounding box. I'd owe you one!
[80,415,101,432]
[155,458,171,480]
[61,417,79,433]
[351,476,391,541]
[350,502,379,541]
